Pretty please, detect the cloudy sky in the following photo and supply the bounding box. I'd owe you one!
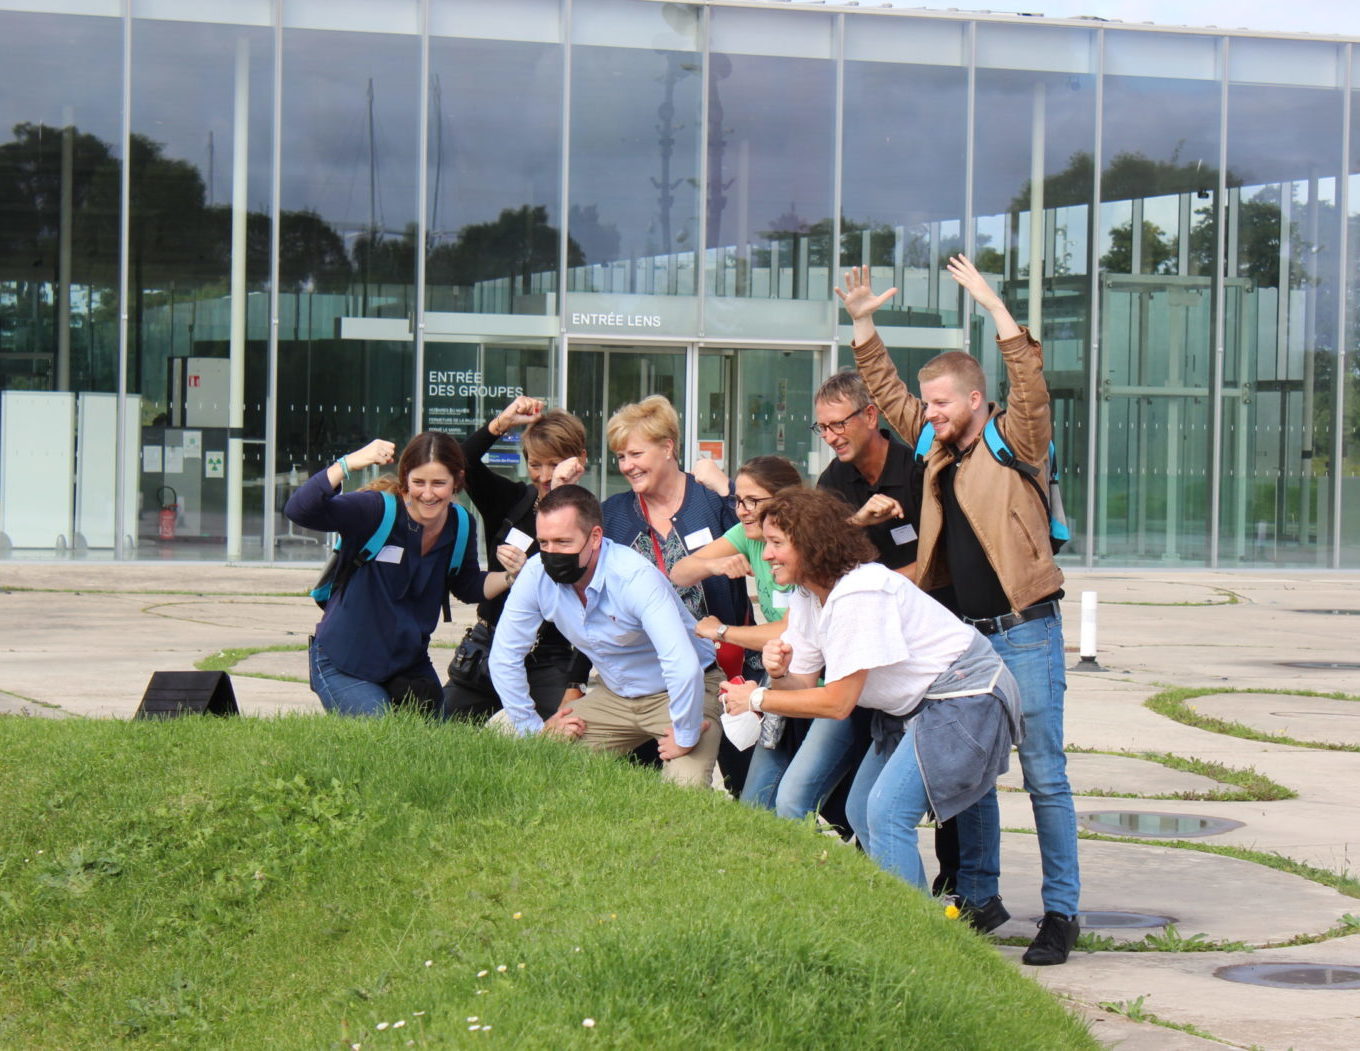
[881,1,1360,38]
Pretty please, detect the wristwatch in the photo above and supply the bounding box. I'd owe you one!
[749,686,766,712]
[715,623,729,641]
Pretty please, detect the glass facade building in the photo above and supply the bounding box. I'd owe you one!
[1,0,1358,567]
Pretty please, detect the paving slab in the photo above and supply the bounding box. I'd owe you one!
[997,753,1234,798]
[1186,693,1360,747]
[965,832,1355,947]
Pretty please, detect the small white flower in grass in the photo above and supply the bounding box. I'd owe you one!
[475,989,487,995]
[375,1022,389,1031]
[468,1025,481,1031]
[477,969,489,977]
[483,1027,493,1032]
[393,1020,406,1029]
[414,1011,425,1017]
[466,1017,478,1023]
[573,947,582,953]
[582,1018,596,1028]
[517,963,526,970]
[496,965,507,973]
[424,960,433,967]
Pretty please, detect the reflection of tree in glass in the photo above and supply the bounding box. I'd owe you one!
[427,205,582,293]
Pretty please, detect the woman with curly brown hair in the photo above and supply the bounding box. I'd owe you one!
[721,488,1023,915]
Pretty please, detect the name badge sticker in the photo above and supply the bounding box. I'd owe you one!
[375,544,404,564]
[504,526,533,552]
[890,523,917,546]
[771,589,791,609]
[683,527,714,550]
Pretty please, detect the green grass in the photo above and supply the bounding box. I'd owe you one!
[0,714,1095,1050]
[1145,686,1360,752]
[1061,746,1296,802]
[196,644,309,683]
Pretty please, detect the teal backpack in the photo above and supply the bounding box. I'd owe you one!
[913,415,1071,554]
[310,492,471,621]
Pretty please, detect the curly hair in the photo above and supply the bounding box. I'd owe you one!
[759,488,876,590]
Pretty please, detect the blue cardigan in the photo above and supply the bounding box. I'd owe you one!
[285,469,486,683]
[601,474,754,658]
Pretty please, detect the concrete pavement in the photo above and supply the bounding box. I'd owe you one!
[2,563,1360,1048]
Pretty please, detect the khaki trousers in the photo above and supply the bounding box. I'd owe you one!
[572,667,725,788]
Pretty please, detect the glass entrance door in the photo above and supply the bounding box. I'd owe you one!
[567,343,687,498]
[697,347,822,483]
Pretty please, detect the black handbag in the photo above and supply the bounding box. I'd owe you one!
[447,620,495,690]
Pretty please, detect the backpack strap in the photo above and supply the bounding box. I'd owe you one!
[913,421,937,464]
[982,414,1055,523]
[440,503,472,623]
[326,492,398,603]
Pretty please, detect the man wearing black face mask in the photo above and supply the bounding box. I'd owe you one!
[488,485,725,787]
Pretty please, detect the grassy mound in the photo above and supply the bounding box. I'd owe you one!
[0,714,1093,1049]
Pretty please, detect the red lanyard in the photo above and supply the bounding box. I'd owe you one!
[637,495,669,572]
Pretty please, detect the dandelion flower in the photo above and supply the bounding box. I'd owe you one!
[582,1018,596,1028]
[943,902,961,921]
[513,912,523,919]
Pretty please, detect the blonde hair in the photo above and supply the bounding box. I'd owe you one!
[606,394,680,455]
[918,351,987,400]
[522,409,587,463]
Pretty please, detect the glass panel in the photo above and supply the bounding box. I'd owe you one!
[426,34,563,316]
[1098,53,1222,564]
[973,48,1096,559]
[0,11,122,556]
[1345,98,1360,565]
[566,344,685,499]
[129,19,274,559]
[1219,81,1343,565]
[698,347,820,482]
[705,8,835,327]
[275,28,420,556]
[841,42,967,332]
[566,1,701,305]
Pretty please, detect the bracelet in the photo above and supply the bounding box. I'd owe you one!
[338,455,351,480]
[749,686,766,713]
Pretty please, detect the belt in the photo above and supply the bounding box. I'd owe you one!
[963,599,1059,637]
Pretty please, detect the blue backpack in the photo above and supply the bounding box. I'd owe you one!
[310,492,472,621]
[913,415,1071,554]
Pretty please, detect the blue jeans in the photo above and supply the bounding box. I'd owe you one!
[309,638,391,716]
[845,723,931,889]
[987,611,1080,915]
[740,716,859,817]
[847,722,1001,896]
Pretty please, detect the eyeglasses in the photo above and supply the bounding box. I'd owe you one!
[735,494,772,512]
[809,405,867,437]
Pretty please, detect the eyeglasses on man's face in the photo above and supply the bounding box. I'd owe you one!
[809,405,867,437]
[735,494,772,512]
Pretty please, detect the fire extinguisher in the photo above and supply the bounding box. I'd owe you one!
[157,486,178,541]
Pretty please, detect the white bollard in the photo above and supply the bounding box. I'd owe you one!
[1074,590,1106,671]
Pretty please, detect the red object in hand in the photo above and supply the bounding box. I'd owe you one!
[716,641,745,681]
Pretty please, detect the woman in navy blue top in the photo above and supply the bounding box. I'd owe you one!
[285,432,508,716]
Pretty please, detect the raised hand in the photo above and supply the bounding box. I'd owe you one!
[549,455,586,489]
[690,456,730,496]
[492,396,545,435]
[834,265,898,322]
[763,637,793,680]
[850,493,905,527]
[350,438,396,470]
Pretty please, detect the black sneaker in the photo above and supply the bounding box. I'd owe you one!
[1022,911,1080,966]
[960,895,1011,934]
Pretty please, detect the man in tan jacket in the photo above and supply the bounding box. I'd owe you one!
[836,257,1080,966]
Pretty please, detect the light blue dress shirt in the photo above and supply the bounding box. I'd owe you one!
[489,538,717,747]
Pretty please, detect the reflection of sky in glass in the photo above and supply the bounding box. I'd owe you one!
[427,36,561,242]
[280,29,420,237]
[131,19,274,214]
[841,62,966,230]
[0,11,122,152]
[569,46,700,266]
[706,53,834,248]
